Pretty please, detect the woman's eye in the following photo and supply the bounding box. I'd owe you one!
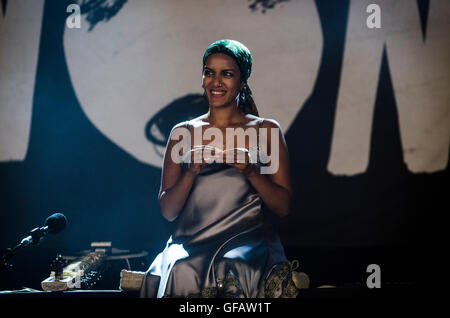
[224,72,233,77]
[204,70,212,76]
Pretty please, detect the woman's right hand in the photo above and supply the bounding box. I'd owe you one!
[184,145,217,176]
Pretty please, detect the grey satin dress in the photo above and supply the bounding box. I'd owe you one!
[140,120,289,298]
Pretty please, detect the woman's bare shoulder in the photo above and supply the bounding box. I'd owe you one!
[183,115,211,128]
[242,114,266,127]
[169,121,189,136]
[247,115,282,130]
[172,115,206,129]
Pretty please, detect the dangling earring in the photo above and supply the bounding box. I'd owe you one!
[240,88,246,103]
[237,90,244,109]
[242,83,248,101]
[201,83,206,98]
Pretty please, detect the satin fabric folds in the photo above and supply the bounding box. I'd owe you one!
[140,161,288,298]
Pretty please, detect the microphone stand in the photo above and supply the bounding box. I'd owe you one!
[1,227,48,267]
[1,244,22,268]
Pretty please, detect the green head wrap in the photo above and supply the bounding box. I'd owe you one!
[202,39,252,83]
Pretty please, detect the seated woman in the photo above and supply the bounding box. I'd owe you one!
[140,39,298,298]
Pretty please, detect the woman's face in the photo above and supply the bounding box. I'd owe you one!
[202,53,244,109]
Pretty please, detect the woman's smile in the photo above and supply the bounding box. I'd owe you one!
[210,89,227,98]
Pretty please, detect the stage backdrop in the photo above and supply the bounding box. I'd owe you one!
[0,0,448,260]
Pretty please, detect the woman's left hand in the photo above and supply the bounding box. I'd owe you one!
[222,148,258,177]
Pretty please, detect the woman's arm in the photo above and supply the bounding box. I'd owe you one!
[244,119,294,218]
[158,124,206,222]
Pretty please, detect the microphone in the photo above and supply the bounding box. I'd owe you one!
[20,213,67,247]
[1,213,67,265]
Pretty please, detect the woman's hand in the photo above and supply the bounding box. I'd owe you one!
[183,145,217,176]
[222,148,258,177]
